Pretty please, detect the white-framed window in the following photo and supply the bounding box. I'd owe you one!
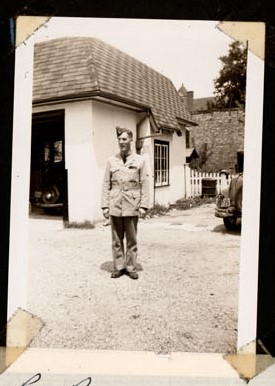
[154,140,169,186]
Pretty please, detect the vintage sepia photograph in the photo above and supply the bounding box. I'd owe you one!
[5,16,266,383]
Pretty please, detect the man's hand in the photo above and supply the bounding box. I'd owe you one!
[138,207,147,218]
[102,208,110,219]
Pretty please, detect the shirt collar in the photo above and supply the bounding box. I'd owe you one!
[120,151,132,161]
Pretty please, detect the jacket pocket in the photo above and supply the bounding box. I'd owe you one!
[110,167,120,173]
[132,192,141,209]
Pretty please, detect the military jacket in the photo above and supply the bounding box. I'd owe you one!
[101,152,150,217]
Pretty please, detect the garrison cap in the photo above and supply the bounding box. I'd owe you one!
[116,126,133,138]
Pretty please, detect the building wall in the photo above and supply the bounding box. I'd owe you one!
[153,129,187,206]
[33,100,139,223]
[170,129,188,202]
[33,100,188,221]
[65,101,95,223]
[137,114,155,208]
[189,109,245,172]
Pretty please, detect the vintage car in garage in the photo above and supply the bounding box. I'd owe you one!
[29,111,65,214]
[215,151,243,230]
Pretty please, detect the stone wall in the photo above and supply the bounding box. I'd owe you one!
[189,108,245,172]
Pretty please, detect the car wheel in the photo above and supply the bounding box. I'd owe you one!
[223,216,238,230]
[41,185,60,205]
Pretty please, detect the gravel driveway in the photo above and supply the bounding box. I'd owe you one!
[27,203,241,354]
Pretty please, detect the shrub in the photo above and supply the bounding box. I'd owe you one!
[64,220,95,229]
[172,196,215,210]
[147,196,215,217]
[146,203,170,217]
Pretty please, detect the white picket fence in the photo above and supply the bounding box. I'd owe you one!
[184,164,231,197]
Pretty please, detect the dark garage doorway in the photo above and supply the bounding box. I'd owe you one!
[29,110,68,219]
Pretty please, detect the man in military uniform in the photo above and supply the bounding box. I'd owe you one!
[101,127,150,279]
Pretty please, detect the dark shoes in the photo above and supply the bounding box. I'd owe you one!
[111,269,125,278]
[127,271,139,280]
[110,269,139,280]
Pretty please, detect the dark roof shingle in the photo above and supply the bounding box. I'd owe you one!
[33,37,195,130]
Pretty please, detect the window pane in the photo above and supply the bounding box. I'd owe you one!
[156,170,161,184]
[54,140,63,163]
[155,141,169,186]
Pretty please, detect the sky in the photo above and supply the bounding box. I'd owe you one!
[33,17,234,98]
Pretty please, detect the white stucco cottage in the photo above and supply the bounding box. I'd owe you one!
[31,37,196,223]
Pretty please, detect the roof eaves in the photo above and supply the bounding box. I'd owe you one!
[176,116,198,127]
[33,90,101,105]
[148,113,160,133]
[32,90,150,112]
[159,126,177,133]
[97,91,150,111]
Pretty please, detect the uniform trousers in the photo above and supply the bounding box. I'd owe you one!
[110,215,138,273]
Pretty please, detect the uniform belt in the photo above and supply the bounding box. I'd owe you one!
[111,181,140,190]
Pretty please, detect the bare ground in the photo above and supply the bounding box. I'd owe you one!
[27,203,241,354]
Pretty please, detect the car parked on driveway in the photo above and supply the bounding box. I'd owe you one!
[215,151,243,230]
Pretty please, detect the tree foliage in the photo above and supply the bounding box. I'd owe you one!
[213,41,247,109]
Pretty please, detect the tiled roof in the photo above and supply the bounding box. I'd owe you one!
[33,37,195,130]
